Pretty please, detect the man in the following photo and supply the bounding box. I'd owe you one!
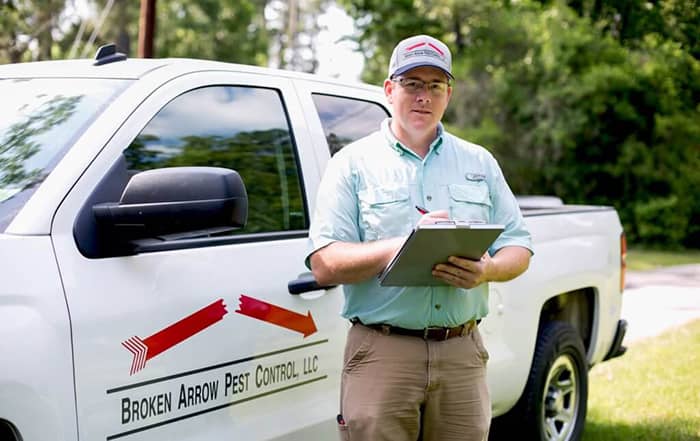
[306,34,533,441]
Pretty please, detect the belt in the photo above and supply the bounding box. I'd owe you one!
[352,318,477,341]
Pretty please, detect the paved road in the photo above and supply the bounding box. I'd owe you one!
[621,264,700,343]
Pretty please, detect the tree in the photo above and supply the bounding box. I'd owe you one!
[153,0,270,65]
[67,0,139,58]
[55,0,271,65]
[266,0,333,72]
[337,0,700,248]
[559,0,700,59]
[337,0,440,83]
[0,0,66,63]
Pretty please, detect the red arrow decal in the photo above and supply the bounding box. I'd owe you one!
[235,295,317,337]
[122,299,228,375]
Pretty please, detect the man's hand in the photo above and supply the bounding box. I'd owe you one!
[417,209,449,225]
[432,253,493,289]
[432,246,531,289]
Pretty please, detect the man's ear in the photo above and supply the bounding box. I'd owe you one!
[384,79,394,103]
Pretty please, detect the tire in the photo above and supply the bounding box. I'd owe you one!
[490,322,588,441]
[0,420,19,441]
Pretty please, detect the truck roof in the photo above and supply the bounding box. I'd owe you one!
[0,56,376,91]
[0,58,169,79]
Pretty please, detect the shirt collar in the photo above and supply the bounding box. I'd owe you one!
[381,118,445,157]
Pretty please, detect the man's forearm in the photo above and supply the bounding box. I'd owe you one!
[310,238,404,286]
[488,246,532,282]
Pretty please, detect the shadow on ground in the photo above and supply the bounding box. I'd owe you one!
[583,417,700,441]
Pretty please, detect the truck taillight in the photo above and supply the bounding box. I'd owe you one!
[620,232,627,292]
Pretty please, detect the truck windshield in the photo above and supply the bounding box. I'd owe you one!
[0,78,130,231]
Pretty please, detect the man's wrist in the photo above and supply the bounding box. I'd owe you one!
[483,256,497,283]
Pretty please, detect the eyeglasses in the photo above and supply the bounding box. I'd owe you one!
[391,77,450,96]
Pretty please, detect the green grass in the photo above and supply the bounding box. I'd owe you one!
[626,248,700,271]
[583,319,700,441]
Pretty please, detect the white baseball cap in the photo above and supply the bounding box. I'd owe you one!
[388,35,453,79]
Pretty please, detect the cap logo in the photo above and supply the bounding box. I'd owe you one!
[400,47,446,63]
[406,41,445,56]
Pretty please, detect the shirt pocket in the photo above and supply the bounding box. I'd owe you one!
[358,187,412,241]
[448,183,492,223]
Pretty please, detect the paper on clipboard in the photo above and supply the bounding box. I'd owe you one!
[378,221,504,287]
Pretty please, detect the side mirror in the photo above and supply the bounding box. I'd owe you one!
[93,167,247,242]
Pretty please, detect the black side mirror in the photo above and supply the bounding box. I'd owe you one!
[93,166,247,242]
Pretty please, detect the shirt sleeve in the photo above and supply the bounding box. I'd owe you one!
[486,154,534,255]
[305,151,360,269]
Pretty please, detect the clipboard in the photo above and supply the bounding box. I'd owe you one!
[378,221,504,286]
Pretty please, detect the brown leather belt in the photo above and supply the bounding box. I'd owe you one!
[352,319,477,341]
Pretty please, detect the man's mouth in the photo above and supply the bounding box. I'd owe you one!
[412,109,431,114]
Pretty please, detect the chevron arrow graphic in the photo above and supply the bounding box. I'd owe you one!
[122,299,228,375]
[235,294,317,337]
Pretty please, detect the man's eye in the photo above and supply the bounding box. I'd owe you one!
[404,80,421,89]
[429,83,446,92]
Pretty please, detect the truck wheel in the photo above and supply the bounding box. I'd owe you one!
[490,321,588,441]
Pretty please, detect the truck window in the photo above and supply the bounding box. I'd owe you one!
[0,78,130,232]
[124,86,307,234]
[311,93,389,156]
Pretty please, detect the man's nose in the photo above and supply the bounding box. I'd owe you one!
[415,88,431,102]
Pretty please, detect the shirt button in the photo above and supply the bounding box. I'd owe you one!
[434,304,441,310]
[426,195,432,201]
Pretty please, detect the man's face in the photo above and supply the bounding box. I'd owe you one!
[384,66,452,141]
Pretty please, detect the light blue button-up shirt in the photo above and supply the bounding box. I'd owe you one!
[307,119,532,329]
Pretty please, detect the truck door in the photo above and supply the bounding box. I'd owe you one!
[50,72,344,441]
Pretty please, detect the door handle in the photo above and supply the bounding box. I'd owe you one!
[288,273,337,295]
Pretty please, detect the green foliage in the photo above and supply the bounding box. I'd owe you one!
[2,0,697,249]
[339,0,700,249]
[1,1,272,66]
[634,196,689,247]
[0,0,65,63]
[626,247,700,270]
[336,0,440,83]
[156,0,270,65]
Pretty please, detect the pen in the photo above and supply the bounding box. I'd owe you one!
[415,205,429,215]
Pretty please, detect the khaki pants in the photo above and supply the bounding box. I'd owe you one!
[338,322,491,441]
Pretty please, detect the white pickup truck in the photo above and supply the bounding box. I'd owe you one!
[0,46,627,441]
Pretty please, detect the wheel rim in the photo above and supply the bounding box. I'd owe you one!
[541,354,579,441]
